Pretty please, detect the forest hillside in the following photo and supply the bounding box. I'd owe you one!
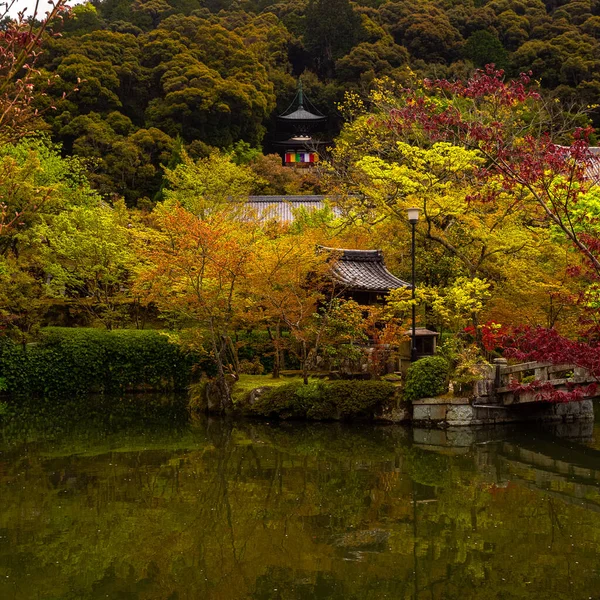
[29,0,600,204]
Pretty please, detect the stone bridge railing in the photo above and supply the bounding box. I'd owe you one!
[474,359,598,406]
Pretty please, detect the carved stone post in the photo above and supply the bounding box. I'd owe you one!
[492,358,508,404]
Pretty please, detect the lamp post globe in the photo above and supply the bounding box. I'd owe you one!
[408,207,420,225]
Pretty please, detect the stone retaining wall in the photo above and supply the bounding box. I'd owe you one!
[411,397,594,427]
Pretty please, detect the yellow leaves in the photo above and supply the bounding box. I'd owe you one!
[245,231,329,328]
[401,277,492,331]
[353,142,483,226]
[384,287,414,319]
[357,155,423,195]
[443,277,491,314]
[356,142,481,194]
[368,77,396,105]
[337,91,365,122]
[162,149,257,219]
[134,203,255,326]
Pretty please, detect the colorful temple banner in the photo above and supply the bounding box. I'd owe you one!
[285,152,318,164]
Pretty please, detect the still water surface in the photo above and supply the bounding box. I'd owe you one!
[1,397,600,599]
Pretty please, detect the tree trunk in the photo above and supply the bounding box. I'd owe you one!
[302,339,309,385]
[273,322,281,379]
[471,311,483,353]
[209,324,232,413]
[224,335,240,380]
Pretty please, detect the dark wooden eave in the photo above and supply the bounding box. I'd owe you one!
[272,136,327,149]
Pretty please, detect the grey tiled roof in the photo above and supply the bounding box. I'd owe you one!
[555,146,600,184]
[246,196,341,222]
[403,327,439,337]
[323,248,411,293]
[278,106,326,121]
[587,147,600,184]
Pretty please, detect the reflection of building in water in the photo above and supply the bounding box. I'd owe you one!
[498,434,600,513]
[274,81,328,167]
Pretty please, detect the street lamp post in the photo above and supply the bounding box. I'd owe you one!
[407,207,420,362]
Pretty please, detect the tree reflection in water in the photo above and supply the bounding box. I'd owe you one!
[0,398,599,599]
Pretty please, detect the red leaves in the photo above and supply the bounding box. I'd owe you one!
[424,66,540,106]
[502,325,600,379]
[498,325,600,403]
[465,321,507,353]
[508,379,597,403]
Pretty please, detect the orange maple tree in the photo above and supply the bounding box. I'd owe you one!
[134,203,254,410]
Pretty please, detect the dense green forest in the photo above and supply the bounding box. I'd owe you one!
[3,0,600,407]
[32,0,600,204]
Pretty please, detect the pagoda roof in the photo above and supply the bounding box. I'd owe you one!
[278,105,326,123]
[321,247,411,293]
[277,81,326,124]
[273,136,327,149]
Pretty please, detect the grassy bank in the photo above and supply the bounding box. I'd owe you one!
[232,375,402,421]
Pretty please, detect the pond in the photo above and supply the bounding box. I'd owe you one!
[1,397,600,600]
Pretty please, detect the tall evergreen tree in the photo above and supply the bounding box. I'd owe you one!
[303,0,365,76]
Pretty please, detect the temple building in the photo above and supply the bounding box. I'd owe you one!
[321,247,410,305]
[320,248,438,369]
[274,81,327,167]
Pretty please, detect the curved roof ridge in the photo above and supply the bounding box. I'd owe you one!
[248,195,327,202]
[318,246,382,255]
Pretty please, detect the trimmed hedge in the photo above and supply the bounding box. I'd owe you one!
[247,380,398,420]
[403,356,450,401]
[0,328,201,397]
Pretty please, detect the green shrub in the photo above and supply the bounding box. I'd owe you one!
[0,327,202,397]
[238,357,265,375]
[403,356,450,401]
[328,380,396,416]
[249,379,397,420]
[250,382,308,418]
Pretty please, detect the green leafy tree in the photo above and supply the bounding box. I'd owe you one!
[462,30,508,69]
[162,150,258,218]
[304,0,366,75]
[39,200,136,329]
[0,139,105,339]
[379,1,463,63]
[335,38,409,84]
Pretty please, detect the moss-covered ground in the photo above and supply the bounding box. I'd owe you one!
[231,374,313,404]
